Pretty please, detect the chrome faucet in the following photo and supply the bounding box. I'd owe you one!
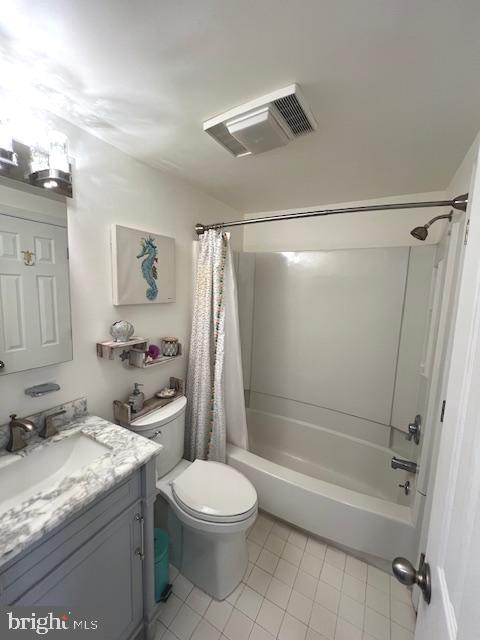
[39,410,66,439]
[391,457,418,474]
[7,414,34,452]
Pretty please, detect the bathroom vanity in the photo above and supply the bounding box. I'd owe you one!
[0,414,162,640]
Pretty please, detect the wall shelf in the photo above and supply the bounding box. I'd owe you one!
[96,338,148,360]
[96,336,182,368]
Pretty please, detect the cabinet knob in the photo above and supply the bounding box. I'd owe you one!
[0,360,5,370]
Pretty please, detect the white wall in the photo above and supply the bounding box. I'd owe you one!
[0,119,241,425]
[243,191,448,252]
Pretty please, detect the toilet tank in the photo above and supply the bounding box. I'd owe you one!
[130,396,187,477]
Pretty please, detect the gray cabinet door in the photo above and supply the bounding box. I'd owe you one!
[15,503,144,640]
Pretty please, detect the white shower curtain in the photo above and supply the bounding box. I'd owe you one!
[185,230,248,463]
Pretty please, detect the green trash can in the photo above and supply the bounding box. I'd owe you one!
[154,528,171,602]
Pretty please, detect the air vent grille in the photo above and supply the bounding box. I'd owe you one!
[273,94,314,137]
[203,84,317,156]
[207,123,249,156]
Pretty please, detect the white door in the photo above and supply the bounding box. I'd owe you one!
[0,213,72,375]
[415,145,480,639]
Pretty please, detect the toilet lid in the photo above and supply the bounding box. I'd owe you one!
[171,460,257,522]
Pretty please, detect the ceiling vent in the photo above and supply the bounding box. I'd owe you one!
[203,84,317,157]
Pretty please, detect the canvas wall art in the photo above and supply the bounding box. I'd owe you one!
[111,225,175,305]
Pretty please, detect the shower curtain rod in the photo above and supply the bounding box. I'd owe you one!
[195,193,468,235]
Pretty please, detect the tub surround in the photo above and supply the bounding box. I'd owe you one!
[0,413,161,567]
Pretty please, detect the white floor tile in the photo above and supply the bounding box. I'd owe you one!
[186,587,212,616]
[309,602,337,640]
[366,585,390,618]
[205,599,233,631]
[278,612,308,640]
[342,573,366,604]
[275,558,299,587]
[282,542,305,566]
[250,623,276,640]
[390,579,412,605]
[191,619,221,640]
[247,566,272,596]
[364,607,390,640]
[257,598,284,637]
[173,574,194,601]
[325,548,346,571]
[305,538,327,560]
[226,582,244,606]
[390,599,416,632]
[335,618,362,640]
[170,603,201,640]
[289,529,308,551]
[300,552,324,578]
[223,608,254,640]
[265,576,292,609]
[257,548,280,574]
[162,631,179,640]
[338,593,364,630]
[169,564,179,581]
[287,590,314,624]
[265,532,286,556]
[367,567,390,594]
[320,563,344,591]
[154,620,168,639]
[345,556,367,582]
[257,513,275,531]
[244,562,254,582]
[294,570,319,600]
[315,581,341,614]
[306,628,327,640]
[249,522,270,546]
[391,621,415,640]
[235,585,264,620]
[157,593,183,627]
[272,521,292,540]
[248,540,262,564]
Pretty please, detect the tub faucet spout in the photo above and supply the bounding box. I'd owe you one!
[391,457,418,474]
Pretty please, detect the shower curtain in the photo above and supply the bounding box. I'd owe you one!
[185,229,248,463]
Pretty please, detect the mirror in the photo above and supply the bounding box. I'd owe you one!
[0,182,72,375]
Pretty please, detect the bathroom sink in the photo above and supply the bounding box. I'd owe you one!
[0,432,111,517]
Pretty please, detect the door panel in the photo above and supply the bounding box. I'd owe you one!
[0,213,72,374]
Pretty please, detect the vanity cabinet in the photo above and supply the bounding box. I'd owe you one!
[0,463,157,640]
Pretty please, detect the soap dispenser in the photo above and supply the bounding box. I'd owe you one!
[129,383,145,413]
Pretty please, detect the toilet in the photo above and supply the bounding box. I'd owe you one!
[130,396,258,599]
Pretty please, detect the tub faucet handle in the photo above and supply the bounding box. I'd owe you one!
[406,414,421,445]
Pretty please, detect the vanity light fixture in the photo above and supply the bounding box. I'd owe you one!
[29,130,72,193]
[0,118,18,168]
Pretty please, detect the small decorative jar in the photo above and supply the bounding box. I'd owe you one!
[162,337,178,357]
[110,320,134,343]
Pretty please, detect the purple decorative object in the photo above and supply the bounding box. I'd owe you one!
[147,344,161,359]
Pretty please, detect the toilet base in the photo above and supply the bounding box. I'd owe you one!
[181,525,248,600]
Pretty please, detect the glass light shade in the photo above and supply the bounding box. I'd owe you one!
[48,130,69,173]
[30,145,49,174]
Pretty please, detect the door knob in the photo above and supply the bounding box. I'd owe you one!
[392,553,431,604]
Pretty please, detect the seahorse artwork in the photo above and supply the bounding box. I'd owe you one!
[136,236,158,300]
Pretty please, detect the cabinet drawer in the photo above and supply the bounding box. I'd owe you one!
[1,471,141,603]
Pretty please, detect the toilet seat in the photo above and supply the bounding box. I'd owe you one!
[171,459,258,524]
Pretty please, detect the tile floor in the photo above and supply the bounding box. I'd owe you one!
[155,512,416,640]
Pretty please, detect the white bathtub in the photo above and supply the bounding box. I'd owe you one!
[227,409,420,561]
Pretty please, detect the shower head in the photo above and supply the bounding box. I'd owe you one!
[410,212,453,241]
[410,225,429,241]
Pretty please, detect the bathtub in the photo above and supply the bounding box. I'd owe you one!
[227,408,420,561]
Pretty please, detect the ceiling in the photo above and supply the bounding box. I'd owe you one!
[0,0,479,212]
